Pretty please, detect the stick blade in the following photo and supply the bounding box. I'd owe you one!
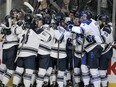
[24,2,34,12]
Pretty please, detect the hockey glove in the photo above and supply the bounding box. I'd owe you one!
[1,28,11,35]
[71,26,82,34]
[76,34,83,45]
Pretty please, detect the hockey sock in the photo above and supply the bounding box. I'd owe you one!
[36,68,47,87]
[63,70,67,86]
[74,68,81,83]
[31,71,36,86]
[23,69,33,87]
[50,69,56,85]
[90,69,101,87]
[0,64,6,81]
[99,70,108,87]
[2,69,14,85]
[44,67,52,82]
[13,67,24,86]
[57,70,65,87]
[81,64,90,85]
[66,70,71,81]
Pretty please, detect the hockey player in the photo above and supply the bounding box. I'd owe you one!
[73,10,103,87]
[12,13,51,87]
[64,19,74,87]
[80,11,93,87]
[71,13,83,87]
[98,15,114,87]
[0,8,22,87]
[36,14,54,87]
[12,13,33,87]
[47,12,71,87]
[69,6,78,21]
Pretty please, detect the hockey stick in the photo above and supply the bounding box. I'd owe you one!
[49,0,63,13]
[51,39,60,87]
[14,28,30,62]
[56,40,60,87]
[71,34,75,87]
[49,0,61,11]
[21,9,26,14]
[24,2,34,13]
[24,1,42,14]
[51,29,65,87]
[34,0,40,14]
[38,0,43,2]
[14,40,25,62]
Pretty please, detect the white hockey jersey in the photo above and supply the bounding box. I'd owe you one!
[73,35,84,58]
[1,24,20,49]
[80,19,102,52]
[100,25,114,54]
[38,25,54,55]
[18,28,51,57]
[50,26,71,59]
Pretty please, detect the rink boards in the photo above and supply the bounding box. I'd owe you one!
[108,49,116,87]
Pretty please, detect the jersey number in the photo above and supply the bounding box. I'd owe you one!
[21,32,30,44]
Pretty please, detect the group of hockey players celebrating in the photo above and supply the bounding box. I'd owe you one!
[0,0,115,87]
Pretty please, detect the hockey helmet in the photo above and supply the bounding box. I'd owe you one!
[24,13,33,23]
[10,8,20,18]
[69,6,77,14]
[55,12,65,23]
[43,14,51,24]
[79,10,92,19]
[98,15,110,23]
[32,14,43,28]
[33,14,43,23]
